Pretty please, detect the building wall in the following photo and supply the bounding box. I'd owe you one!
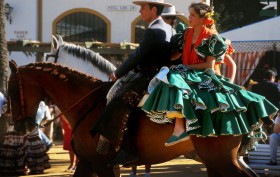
[42,0,192,43]
[4,0,201,65]
[5,0,38,41]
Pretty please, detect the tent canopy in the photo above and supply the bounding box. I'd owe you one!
[221,16,280,42]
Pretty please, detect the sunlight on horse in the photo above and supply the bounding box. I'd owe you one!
[7,60,260,177]
[46,35,116,81]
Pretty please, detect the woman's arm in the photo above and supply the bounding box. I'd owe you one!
[223,54,236,83]
[187,56,215,70]
[171,51,182,61]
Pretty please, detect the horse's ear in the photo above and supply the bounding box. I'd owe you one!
[9,60,18,73]
[51,35,58,50]
[56,35,64,46]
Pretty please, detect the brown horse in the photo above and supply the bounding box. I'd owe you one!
[8,61,259,177]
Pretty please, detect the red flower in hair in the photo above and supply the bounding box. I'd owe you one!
[203,18,214,25]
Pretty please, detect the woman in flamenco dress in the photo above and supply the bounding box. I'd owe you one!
[142,2,278,147]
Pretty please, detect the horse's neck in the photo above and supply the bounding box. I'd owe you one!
[49,80,111,130]
[58,51,109,81]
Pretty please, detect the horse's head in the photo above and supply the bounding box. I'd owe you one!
[46,35,116,81]
[8,60,44,132]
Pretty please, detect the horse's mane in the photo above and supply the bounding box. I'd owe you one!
[59,42,116,74]
[20,62,102,83]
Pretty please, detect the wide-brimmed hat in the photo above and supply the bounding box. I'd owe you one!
[161,5,184,16]
[133,0,172,7]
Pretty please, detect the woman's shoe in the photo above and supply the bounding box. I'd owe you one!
[165,135,180,146]
[165,132,189,146]
[178,132,190,142]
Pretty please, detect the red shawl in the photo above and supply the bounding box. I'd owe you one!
[182,26,212,65]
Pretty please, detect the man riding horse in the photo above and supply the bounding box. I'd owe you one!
[90,0,174,166]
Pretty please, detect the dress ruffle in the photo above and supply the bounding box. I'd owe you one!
[142,65,278,138]
[195,34,228,62]
[0,127,50,175]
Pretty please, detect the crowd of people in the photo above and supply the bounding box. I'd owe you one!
[0,0,280,176]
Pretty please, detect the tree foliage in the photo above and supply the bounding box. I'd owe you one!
[213,0,267,33]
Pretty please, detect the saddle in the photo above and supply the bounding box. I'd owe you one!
[106,71,148,108]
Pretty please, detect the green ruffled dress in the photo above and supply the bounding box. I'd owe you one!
[142,34,278,138]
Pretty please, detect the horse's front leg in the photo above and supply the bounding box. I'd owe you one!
[191,135,253,177]
[238,155,260,177]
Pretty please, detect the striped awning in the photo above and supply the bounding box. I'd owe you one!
[220,41,280,86]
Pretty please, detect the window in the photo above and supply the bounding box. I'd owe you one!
[55,12,108,42]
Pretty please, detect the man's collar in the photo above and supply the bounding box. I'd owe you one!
[148,16,162,28]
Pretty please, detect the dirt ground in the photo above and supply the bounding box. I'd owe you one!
[8,141,207,177]
[6,141,273,177]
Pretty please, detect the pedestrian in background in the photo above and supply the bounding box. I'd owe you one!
[54,106,79,173]
[0,92,5,117]
[252,70,280,166]
[35,101,53,151]
[129,165,151,177]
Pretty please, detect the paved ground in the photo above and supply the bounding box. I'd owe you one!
[12,141,207,177]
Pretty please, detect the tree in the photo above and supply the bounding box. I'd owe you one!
[0,0,8,94]
[214,0,267,32]
[0,0,10,143]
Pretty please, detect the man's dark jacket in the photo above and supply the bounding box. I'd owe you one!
[115,18,173,78]
[251,80,280,109]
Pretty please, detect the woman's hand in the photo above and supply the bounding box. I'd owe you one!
[171,51,182,61]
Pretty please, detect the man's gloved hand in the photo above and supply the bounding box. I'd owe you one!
[109,72,117,82]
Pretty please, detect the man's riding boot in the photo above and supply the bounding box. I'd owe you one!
[90,73,148,155]
[107,148,139,166]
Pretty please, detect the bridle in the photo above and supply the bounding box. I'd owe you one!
[16,68,105,134]
[45,48,60,63]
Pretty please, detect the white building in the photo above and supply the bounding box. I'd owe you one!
[5,0,207,66]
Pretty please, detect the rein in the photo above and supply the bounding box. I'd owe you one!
[17,71,26,120]
[43,84,104,127]
[17,68,104,130]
